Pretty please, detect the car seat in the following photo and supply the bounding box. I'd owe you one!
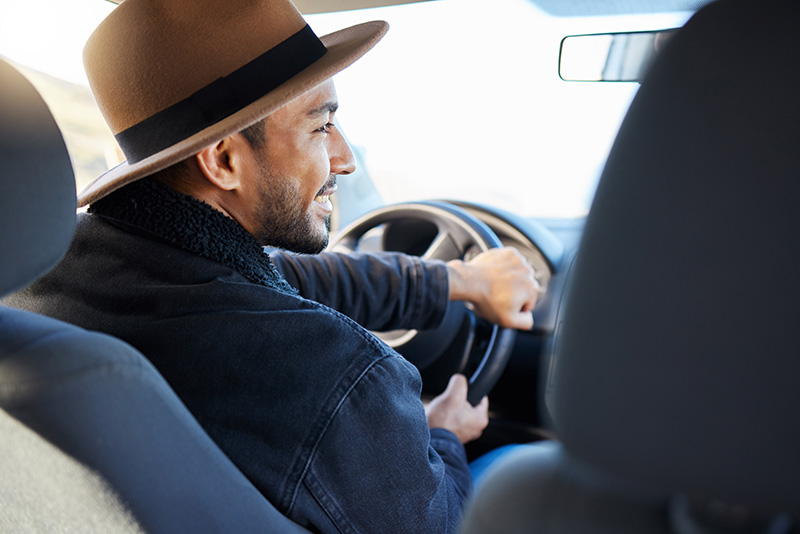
[0,58,310,533]
[461,0,800,532]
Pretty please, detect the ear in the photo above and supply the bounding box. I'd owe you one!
[193,135,250,192]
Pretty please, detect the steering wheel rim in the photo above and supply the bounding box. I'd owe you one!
[330,200,516,405]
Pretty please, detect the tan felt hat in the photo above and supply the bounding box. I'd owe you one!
[78,0,388,207]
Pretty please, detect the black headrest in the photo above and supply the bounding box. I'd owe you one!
[552,0,800,516]
[0,59,76,297]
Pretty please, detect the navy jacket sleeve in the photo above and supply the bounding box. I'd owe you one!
[288,355,472,534]
[270,251,450,332]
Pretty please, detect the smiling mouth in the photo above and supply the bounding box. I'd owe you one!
[314,176,338,204]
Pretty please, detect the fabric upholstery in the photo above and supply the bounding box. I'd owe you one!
[0,59,76,296]
[462,442,670,534]
[0,57,310,533]
[462,0,800,531]
[553,0,800,515]
[0,407,144,533]
[0,307,311,532]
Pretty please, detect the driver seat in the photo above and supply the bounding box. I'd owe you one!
[0,58,310,532]
[462,0,800,532]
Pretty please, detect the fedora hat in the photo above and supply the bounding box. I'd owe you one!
[78,0,388,207]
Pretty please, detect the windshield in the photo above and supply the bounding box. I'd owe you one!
[307,0,691,218]
[1,0,690,218]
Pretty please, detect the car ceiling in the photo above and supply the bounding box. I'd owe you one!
[294,0,715,15]
[105,0,714,16]
[528,0,712,16]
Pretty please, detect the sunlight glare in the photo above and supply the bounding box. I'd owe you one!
[0,0,114,86]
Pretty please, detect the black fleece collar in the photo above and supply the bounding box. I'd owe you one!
[89,179,297,295]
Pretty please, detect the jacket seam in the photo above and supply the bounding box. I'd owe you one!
[284,301,396,515]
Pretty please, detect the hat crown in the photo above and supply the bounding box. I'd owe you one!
[84,0,308,135]
[76,0,387,208]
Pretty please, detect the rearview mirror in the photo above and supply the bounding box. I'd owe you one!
[559,29,678,82]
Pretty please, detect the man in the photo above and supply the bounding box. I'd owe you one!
[7,0,539,531]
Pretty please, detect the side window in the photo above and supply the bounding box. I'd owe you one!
[0,0,119,193]
[15,66,122,192]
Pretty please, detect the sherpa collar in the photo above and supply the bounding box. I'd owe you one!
[89,179,298,295]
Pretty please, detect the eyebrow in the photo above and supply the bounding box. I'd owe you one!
[307,101,339,118]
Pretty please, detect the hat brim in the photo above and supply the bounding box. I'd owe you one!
[78,20,388,207]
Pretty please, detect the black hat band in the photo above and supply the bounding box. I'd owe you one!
[115,24,327,164]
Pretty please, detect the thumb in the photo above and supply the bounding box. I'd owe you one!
[510,310,534,331]
[445,374,469,402]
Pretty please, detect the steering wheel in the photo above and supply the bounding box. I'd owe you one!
[330,201,516,405]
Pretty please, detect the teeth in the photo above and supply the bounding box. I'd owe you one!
[315,195,329,203]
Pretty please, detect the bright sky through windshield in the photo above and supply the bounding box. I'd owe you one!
[307,0,691,217]
[0,0,691,218]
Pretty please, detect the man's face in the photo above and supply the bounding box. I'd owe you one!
[243,79,355,254]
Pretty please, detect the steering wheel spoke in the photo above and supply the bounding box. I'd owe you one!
[329,201,515,405]
[422,230,460,261]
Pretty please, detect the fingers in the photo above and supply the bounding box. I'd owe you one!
[463,390,490,443]
[425,374,489,444]
[507,310,535,331]
[466,247,540,330]
[445,373,469,400]
[501,248,540,324]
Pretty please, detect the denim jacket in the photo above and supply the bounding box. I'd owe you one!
[7,180,472,533]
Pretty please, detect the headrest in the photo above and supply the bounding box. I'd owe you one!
[551,0,800,516]
[0,59,76,297]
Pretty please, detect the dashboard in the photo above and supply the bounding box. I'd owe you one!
[449,201,584,454]
[332,198,585,455]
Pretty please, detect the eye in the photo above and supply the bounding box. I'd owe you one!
[316,122,335,134]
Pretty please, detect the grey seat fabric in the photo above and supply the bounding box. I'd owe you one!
[0,59,310,533]
[462,0,800,532]
[0,407,144,534]
[463,442,671,534]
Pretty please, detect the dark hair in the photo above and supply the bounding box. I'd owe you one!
[149,117,267,189]
[239,118,267,150]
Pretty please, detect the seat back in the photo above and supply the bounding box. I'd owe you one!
[463,0,800,531]
[0,58,310,533]
[553,0,800,514]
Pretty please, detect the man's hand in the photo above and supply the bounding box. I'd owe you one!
[446,247,540,330]
[425,374,489,444]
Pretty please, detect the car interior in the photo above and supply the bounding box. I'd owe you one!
[462,0,800,532]
[0,57,313,532]
[1,0,798,532]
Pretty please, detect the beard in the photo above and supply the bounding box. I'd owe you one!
[252,163,333,255]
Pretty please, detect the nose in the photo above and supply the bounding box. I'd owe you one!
[329,126,356,176]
